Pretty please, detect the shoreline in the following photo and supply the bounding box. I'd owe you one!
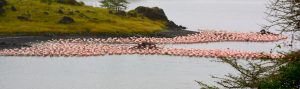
[0,30,288,59]
[0,30,197,50]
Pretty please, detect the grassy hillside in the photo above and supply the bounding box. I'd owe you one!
[0,0,166,36]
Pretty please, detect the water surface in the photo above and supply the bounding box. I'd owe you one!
[0,55,237,89]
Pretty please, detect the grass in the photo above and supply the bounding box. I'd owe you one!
[0,0,166,36]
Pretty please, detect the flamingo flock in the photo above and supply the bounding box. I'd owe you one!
[66,31,286,44]
[0,31,288,59]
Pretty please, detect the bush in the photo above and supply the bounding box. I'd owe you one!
[260,51,300,89]
[127,10,138,17]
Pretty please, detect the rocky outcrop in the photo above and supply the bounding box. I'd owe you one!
[59,16,75,24]
[133,6,187,30]
[132,42,157,49]
[17,16,29,21]
[11,6,17,11]
[134,6,168,21]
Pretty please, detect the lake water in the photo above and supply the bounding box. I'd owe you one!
[1,0,300,89]
[0,55,239,89]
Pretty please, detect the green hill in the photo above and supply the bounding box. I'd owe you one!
[0,0,166,36]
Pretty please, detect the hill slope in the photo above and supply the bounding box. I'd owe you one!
[0,0,166,36]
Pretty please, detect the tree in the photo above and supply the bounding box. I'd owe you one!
[263,0,300,45]
[100,0,129,12]
[260,51,300,89]
[196,58,285,89]
[264,0,300,32]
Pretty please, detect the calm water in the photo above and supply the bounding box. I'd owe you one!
[1,0,299,89]
[0,55,238,89]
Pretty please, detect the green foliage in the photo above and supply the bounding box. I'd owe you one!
[197,51,300,89]
[0,0,165,36]
[260,51,300,89]
[100,0,128,12]
[196,58,284,89]
[195,80,219,89]
[127,10,138,17]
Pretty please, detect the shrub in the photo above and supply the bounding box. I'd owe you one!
[260,51,300,89]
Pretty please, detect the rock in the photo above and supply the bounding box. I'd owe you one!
[0,0,7,7]
[11,6,17,11]
[134,42,157,49]
[133,6,187,30]
[44,11,49,15]
[59,16,75,24]
[75,10,80,13]
[58,9,64,14]
[134,6,168,21]
[17,16,29,21]
[260,29,267,34]
[166,21,187,30]
[0,8,4,15]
